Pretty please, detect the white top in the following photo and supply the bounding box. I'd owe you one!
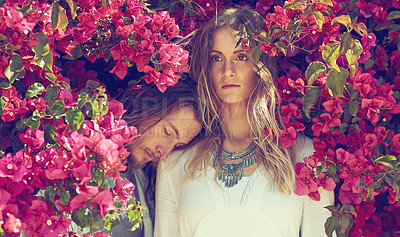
[155,137,334,237]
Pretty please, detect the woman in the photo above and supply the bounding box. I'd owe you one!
[155,7,334,237]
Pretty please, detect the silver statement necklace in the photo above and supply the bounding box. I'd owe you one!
[211,141,258,188]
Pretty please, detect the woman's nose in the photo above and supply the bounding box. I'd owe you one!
[223,60,235,78]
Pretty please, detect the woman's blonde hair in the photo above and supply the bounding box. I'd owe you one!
[187,7,297,194]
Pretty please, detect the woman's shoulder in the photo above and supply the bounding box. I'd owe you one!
[159,144,199,171]
[295,135,315,162]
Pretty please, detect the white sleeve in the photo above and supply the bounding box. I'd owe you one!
[301,188,335,236]
[154,159,180,237]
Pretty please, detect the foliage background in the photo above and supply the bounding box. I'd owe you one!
[0,0,400,236]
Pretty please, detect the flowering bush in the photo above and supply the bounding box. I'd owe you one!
[0,0,188,236]
[158,0,400,235]
[2,0,400,236]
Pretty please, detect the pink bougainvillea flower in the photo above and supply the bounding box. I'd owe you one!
[19,128,45,152]
[319,113,341,133]
[356,0,379,18]
[260,43,276,56]
[4,6,37,34]
[281,103,300,123]
[114,175,135,206]
[322,96,343,113]
[361,98,385,125]
[90,190,117,218]
[0,157,27,183]
[83,232,112,237]
[362,33,377,50]
[280,121,305,148]
[110,60,129,79]
[316,172,336,191]
[352,73,378,97]
[3,213,24,233]
[294,162,319,199]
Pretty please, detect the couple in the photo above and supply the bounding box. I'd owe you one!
[114,7,334,237]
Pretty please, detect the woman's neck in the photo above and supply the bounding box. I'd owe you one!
[220,103,253,152]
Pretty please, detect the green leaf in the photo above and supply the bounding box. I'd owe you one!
[345,39,363,66]
[338,123,348,133]
[339,32,352,55]
[19,3,35,15]
[45,72,57,83]
[302,87,321,118]
[77,91,88,107]
[25,110,41,130]
[45,85,59,104]
[43,124,57,144]
[305,61,326,86]
[167,1,179,13]
[349,100,359,116]
[387,11,400,20]
[66,0,77,19]
[0,81,11,89]
[354,22,368,37]
[44,185,56,202]
[104,176,116,190]
[65,108,84,131]
[26,83,45,98]
[314,0,333,6]
[51,2,60,31]
[322,43,340,71]
[337,215,353,236]
[328,165,337,177]
[104,215,120,232]
[252,46,262,62]
[33,33,53,73]
[86,80,101,89]
[284,0,307,9]
[331,15,352,29]
[326,67,349,97]
[99,100,108,116]
[275,41,287,56]
[5,53,25,84]
[15,120,27,132]
[375,155,397,168]
[325,216,338,237]
[340,204,356,215]
[57,189,70,205]
[127,207,143,231]
[313,11,324,29]
[47,100,65,115]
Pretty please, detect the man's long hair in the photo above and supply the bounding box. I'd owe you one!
[117,79,201,204]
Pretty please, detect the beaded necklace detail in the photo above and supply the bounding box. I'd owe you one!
[211,141,258,188]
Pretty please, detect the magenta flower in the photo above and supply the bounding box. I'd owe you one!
[0,157,27,183]
[356,0,379,18]
[90,190,117,218]
[361,98,385,125]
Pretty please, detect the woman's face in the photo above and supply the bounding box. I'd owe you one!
[209,27,257,105]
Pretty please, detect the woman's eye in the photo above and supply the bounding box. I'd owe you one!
[210,55,222,62]
[237,55,248,61]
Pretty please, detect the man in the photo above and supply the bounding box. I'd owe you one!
[109,80,202,237]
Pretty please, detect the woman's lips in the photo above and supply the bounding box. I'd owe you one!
[222,84,240,89]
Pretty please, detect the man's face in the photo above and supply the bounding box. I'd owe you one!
[128,106,201,169]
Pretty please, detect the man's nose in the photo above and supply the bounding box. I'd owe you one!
[156,142,175,160]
